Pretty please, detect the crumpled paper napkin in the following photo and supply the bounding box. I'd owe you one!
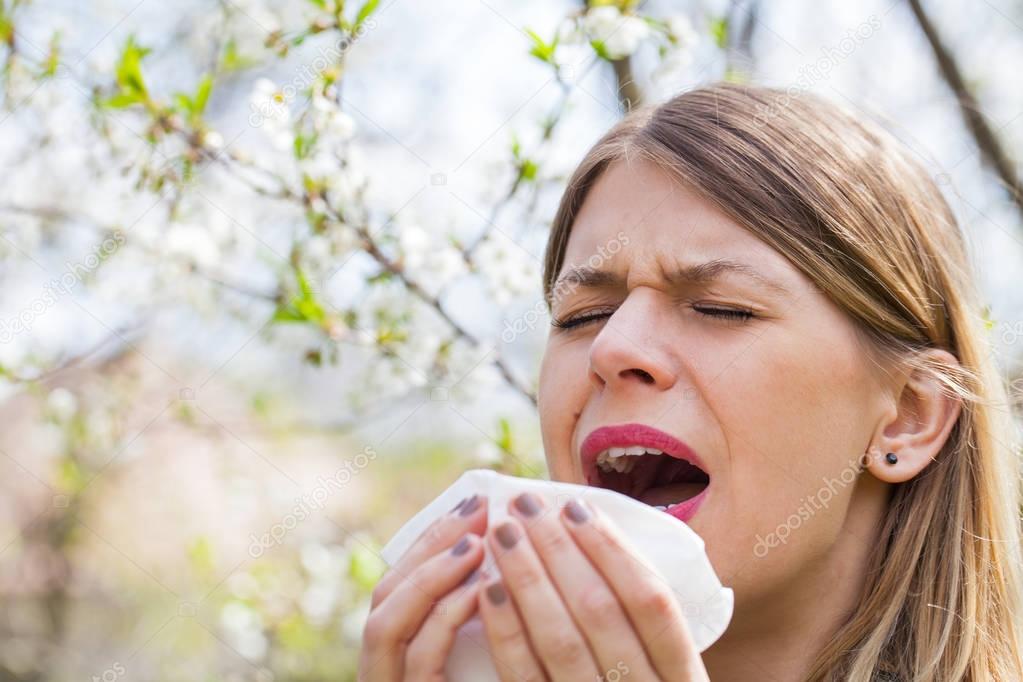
[379,469,733,681]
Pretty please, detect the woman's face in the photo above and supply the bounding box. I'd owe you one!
[538,158,891,614]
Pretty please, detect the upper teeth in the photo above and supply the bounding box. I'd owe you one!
[595,446,664,473]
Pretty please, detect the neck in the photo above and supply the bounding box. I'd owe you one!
[701,477,890,681]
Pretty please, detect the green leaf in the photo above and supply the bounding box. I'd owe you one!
[272,266,327,325]
[293,132,316,160]
[173,92,193,114]
[306,0,327,7]
[525,27,558,65]
[115,36,151,98]
[272,307,307,323]
[277,614,321,650]
[40,31,61,77]
[589,39,612,61]
[171,74,214,124]
[57,456,85,493]
[521,159,538,181]
[187,537,216,578]
[709,17,728,49]
[723,66,748,84]
[355,0,380,27]
[219,38,254,72]
[349,545,386,593]
[0,6,13,46]
[104,92,142,108]
[193,73,213,115]
[496,417,513,453]
[981,304,995,332]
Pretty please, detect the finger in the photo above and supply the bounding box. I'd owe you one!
[561,498,708,682]
[487,517,600,681]
[508,492,657,680]
[371,493,487,608]
[360,533,485,681]
[404,568,487,682]
[478,578,548,682]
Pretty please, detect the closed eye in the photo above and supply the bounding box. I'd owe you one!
[550,305,755,329]
[693,305,755,322]
[550,309,615,329]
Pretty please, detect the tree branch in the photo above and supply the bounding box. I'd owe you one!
[350,222,538,407]
[726,0,759,80]
[611,55,643,111]
[907,0,1023,221]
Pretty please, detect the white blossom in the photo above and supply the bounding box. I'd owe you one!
[312,94,357,144]
[666,14,700,49]
[203,130,224,150]
[325,153,368,207]
[226,0,281,58]
[299,151,337,180]
[221,601,263,634]
[234,630,269,661]
[46,388,78,422]
[250,78,294,150]
[474,440,503,466]
[300,583,339,624]
[227,572,260,600]
[165,223,221,268]
[474,236,538,306]
[582,6,650,59]
[397,224,430,269]
[652,47,696,83]
[342,602,371,643]
[556,17,586,45]
[396,223,466,294]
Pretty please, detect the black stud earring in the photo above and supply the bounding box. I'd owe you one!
[885,452,898,465]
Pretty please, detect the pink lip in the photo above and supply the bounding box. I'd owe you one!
[663,488,708,523]
[579,422,709,523]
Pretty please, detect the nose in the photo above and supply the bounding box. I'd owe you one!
[588,293,677,392]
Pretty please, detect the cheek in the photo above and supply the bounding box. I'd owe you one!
[538,339,589,482]
[699,318,875,587]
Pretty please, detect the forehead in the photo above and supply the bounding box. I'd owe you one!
[561,158,792,280]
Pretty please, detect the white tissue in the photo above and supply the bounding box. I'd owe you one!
[379,469,733,681]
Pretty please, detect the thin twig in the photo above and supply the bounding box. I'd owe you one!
[907,0,1023,222]
[351,223,538,406]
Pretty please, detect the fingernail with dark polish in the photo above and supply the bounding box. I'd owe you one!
[458,494,480,517]
[486,581,507,605]
[513,492,541,517]
[451,534,472,556]
[564,499,589,524]
[495,522,520,549]
[450,496,468,514]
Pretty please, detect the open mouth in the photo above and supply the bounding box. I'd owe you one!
[580,423,710,522]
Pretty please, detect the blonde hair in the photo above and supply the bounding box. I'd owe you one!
[542,83,1023,681]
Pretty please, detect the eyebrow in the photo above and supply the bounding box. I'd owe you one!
[551,258,792,299]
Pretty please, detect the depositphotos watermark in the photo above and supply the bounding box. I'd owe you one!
[0,231,125,344]
[90,661,125,682]
[598,661,630,682]
[752,452,878,558]
[501,230,630,344]
[1001,321,1023,345]
[248,19,377,128]
[248,446,377,557]
[753,15,881,127]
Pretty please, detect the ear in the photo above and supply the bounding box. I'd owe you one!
[864,348,964,483]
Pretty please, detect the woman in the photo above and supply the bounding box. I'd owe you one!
[358,84,1023,681]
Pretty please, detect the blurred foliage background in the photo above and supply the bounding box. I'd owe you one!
[0,0,1021,680]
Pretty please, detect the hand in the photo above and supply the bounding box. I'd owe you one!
[358,494,488,681]
[477,493,710,682]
